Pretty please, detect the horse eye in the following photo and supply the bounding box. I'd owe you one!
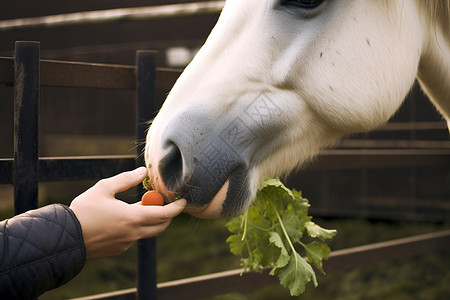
[281,0,325,9]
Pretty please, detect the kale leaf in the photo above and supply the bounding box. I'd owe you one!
[226,179,337,296]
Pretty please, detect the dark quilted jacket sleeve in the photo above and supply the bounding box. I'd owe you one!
[0,204,86,299]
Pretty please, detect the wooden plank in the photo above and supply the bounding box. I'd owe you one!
[324,229,450,272]
[307,149,450,170]
[1,150,450,184]
[136,50,158,300]
[1,57,181,90]
[308,205,450,222]
[157,269,277,300]
[14,41,40,215]
[70,230,450,300]
[0,56,136,89]
[70,289,137,300]
[337,139,450,149]
[40,59,136,89]
[38,155,136,181]
[0,2,224,31]
[376,122,448,131]
[41,61,181,91]
[0,156,136,184]
[157,67,182,94]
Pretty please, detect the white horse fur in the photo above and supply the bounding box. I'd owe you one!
[145,0,450,218]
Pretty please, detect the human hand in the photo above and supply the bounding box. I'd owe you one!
[69,167,186,259]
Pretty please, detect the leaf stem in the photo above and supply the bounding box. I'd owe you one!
[271,202,296,254]
[241,211,248,241]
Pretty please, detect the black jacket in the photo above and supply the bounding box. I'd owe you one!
[0,204,86,299]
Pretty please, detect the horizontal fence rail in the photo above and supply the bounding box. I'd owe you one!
[69,229,450,300]
[0,56,182,91]
[373,121,448,131]
[337,139,450,149]
[2,149,450,184]
[309,149,450,170]
[0,156,135,184]
[0,1,225,31]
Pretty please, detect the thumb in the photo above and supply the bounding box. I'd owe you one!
[97,167,148,195]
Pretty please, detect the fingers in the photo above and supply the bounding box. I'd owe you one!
[133,199,187,239]
[157,199,187,220]
[139,219,173,240]
[96,167,148,195]
[135,199,187,224]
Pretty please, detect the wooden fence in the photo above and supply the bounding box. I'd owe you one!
[0,41,169,299]
[0,1,225,32]
[1,41,449,299]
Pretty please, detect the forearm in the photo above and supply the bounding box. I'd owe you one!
[0,204,86,299]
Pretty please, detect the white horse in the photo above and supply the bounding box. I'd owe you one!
[145,0,450,218]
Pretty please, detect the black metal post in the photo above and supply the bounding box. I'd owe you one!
[136,50,158,300]
[13,41,40,215]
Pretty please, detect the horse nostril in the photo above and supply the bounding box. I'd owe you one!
[159,142,183,191]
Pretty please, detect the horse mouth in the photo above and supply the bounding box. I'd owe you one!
[183,180,229,219]
[150,162,250,218]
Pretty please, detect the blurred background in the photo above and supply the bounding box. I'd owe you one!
[0,1,449,299]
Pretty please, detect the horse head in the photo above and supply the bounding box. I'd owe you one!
[145,0,450,218]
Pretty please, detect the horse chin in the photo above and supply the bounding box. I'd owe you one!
[149,171,231,219]
[185,180,229,219]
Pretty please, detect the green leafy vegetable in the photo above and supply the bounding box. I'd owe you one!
[226,178,337,296]
[142,163,153,190]
[142,176,152,190]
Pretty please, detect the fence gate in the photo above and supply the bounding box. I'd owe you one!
[1,41,158,299]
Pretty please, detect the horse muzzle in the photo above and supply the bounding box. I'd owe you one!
[147,109,255,218]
